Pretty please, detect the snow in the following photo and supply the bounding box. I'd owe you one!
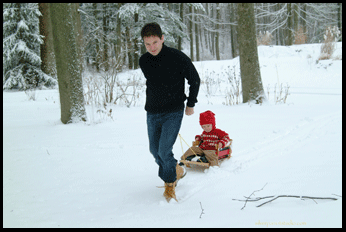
[3,43,342,228]
[18,20,29,31]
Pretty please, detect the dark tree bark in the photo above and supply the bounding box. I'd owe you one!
[178,3,184,51]
[237,3,265,103]
[215,3,221,60]
[49,3,87,124]
[189,5,194,61]
[39,3,56,77]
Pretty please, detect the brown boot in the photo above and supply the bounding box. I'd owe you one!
[163,182,177,202]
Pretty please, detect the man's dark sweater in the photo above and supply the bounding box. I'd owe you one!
[139,44,200,114]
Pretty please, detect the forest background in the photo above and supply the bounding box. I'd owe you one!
[3,3,342,92]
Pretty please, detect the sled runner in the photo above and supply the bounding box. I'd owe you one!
[179,139,232,168]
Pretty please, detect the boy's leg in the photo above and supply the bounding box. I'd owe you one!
[181,146,204,160]
[203,150,219,166]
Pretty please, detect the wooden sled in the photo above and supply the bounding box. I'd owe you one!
[179,139,232,168]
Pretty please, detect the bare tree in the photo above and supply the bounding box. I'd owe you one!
[189,5,194,61]
[49,3,87,124]
[286,3,293,45]
[215,3,221,60]
[229,3,238,58]
[102,3,109,72]
[194,7,200,61]
[237,3,265,103]
[178,3,184,51]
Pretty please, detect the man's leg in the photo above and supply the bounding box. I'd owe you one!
[147,112,163,168]
[157,110,184,183]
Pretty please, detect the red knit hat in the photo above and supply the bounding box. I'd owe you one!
[199,110,216,128]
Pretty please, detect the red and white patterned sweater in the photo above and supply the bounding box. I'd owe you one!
[195,128,230,150]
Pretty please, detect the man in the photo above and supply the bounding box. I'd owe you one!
[139,23,200,202]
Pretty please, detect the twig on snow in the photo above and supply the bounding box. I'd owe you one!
[240,183,267,210]
[199,202,205,219]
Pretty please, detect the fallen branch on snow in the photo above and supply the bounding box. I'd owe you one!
[233,194,339,209]
[233,183,340,209]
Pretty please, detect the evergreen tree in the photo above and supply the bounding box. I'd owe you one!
[3,3,56,90]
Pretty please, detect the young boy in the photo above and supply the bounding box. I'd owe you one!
[181,110,230,166]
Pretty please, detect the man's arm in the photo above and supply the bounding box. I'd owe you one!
[184,57,200,113]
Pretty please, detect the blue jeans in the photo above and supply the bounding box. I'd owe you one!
[147,110,184,183]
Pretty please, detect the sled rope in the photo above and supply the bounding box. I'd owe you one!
[178,133,197,156]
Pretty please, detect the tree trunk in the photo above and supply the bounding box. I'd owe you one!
[210,5,215,57]
[39,3,56,78]
[301,3,307,40]
[126,26,133,69]
[229,3,237,59]
[178,3,184,51]
[189,5,194,61]
[49,3,87,124]
[115,3,122,70]
[337,3,342,40]
[93,3,101,72]
[215,3,221,60]
[286,3,293,45]
[73,3,83,73]
[133,12,139,69]
[237,3,265,104]
[194,8,200,61]
[204,3,210,53]
[103,3,109,72]
[293,3,299,44]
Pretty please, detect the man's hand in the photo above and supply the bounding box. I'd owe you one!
[185,106,194,116]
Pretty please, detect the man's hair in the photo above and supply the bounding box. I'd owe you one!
[141,22,163,39]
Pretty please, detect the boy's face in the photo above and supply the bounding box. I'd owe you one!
[201,124,213,133]
[143,35,164,56]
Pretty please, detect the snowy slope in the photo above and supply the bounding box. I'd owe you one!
[3,43,342,228]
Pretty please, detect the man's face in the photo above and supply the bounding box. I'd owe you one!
[143,35,164,56]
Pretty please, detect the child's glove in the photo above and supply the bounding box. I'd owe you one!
[215,142,223,149]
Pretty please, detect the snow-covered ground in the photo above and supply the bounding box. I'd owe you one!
[3,43,342,228]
